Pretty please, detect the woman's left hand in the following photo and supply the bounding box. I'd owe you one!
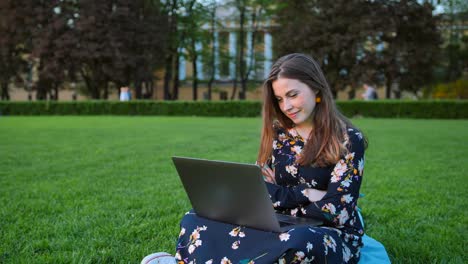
[262,166,276,184]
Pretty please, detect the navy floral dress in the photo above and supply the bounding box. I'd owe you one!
[175,127,365,264]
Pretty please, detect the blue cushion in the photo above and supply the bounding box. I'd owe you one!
[357,207,391,263]
[359,234,391,264]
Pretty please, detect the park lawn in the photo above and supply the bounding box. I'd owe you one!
[0,116,466,264]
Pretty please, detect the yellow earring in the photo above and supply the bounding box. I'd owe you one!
[315,97,321,103]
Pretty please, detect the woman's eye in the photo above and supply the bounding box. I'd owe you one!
[289,93,297,98]
[276,98,282,102]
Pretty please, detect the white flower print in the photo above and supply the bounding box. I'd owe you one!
[278,133,287,142]
[175,251,181,260]
[343,244,352,262]
[186,226,207,255]
[292,145,302,154]
[289,128,298,137]
[290,208,298,216]
[273,201,281,208]
[337,208,349,225]
[179,228,186,237]
[190,230,200,241]
[279,233,290,241]
[345,152,355,161]
[358,158,364,176]
[285,165,298,177]
[239,232,245,238]
[306,242,313,252]
[322,203,336,215]
[229,227,241,237]
[205,260,213,264]
[188,244,196,254]
[331,160,347,182]
[301,207,307,215]
[341,178,352,188]
[341,194,353,204]
[295,251,305,259]
[310,179,317,187]
[195,239,202,247]
[221,257,232,264]
[272,140,278,150]
[278,258,286,264]
[231,240,240,250]
[355,131,363,140]
[323,234,337,255]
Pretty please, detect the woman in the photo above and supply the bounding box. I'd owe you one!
[145,53,367,264]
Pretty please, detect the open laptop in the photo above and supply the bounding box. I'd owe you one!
[172,156,322,233]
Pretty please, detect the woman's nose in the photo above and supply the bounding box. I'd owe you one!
[282,99,292,112]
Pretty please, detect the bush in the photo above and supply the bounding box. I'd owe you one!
[430,79,468,99]
[0,100,467,119]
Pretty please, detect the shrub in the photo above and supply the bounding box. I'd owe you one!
[0,100,467,119]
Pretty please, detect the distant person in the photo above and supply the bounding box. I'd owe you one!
[120,86,130,101]
[361,83,378,100]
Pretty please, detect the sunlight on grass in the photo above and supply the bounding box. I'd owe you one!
[0,117,467,263]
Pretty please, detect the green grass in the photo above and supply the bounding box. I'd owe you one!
[0,117,467,263]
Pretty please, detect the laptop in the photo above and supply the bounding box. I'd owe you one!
[172,156,322,233]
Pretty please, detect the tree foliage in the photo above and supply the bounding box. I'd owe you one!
[274,0,442,98]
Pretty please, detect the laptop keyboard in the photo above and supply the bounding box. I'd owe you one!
[276,213,322,226]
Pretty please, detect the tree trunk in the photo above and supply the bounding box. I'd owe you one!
[103,82,109,99]
[163,54,173,100]
[173,54,180,100]
[206,3,217,101]
[53,83,59,100]
[238,5,246,100]
[385,77,392,99]
[1,82,10,101]
[192,41,198,101]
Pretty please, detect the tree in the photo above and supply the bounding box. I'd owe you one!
[0,0,33,100]
[73,0,168,99]
[274,0,441,99]
[373,0,441,98]
[274,0,374,98]
[31,0,79,100]
[205,0,218,101]
[179,0,210,100]
[229,0,276,100]
[162,0,180,100]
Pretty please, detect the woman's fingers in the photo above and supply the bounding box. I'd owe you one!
[262,167,276,184]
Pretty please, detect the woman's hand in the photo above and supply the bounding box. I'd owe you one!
[302,188,327,202]
[261,166,276,184]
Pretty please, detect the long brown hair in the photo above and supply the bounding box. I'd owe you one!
[257,53,367,167]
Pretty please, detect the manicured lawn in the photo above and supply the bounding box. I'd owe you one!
[0,116,466,263]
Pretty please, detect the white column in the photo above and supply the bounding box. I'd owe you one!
[246,30,254,75]
[195,42,204,80]
[214,31,220,79]
[179,48,186,80]
[229,31,237,79]
[264,32,272,79]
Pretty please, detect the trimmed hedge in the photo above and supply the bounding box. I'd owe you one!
[0,100,467,119]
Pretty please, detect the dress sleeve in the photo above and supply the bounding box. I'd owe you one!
[301,130,365,227]
[265,182,310,209]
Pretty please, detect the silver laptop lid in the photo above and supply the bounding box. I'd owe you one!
[172,156,283,232]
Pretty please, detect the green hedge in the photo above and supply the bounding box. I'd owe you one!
[0,100,467,119]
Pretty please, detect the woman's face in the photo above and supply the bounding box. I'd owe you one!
[272,78,317,128]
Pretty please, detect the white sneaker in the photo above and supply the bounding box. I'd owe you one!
[141,252,177,264]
